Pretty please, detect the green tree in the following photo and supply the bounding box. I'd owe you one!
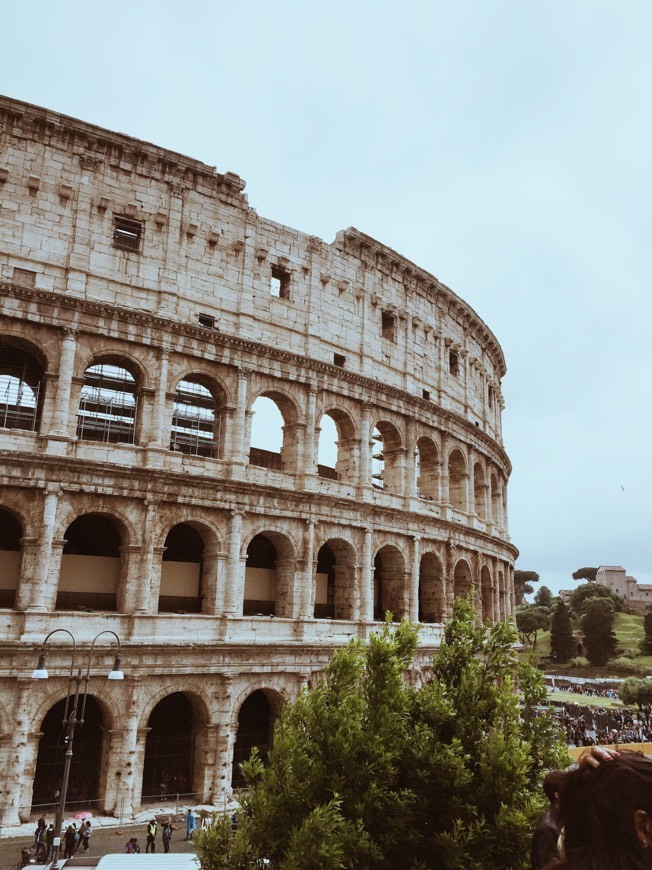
[580,598,617,666]
[619,677,652,709]
[533,585,554,611]
[549,599,575,664]
[515,605,550,649]
[197,596,568,870]
[513,570,540,605]
[568,582,624,618]
[640,608,652,656]
[572,567,598,582]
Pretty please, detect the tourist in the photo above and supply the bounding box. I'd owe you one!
[531,770,565,870]
[45,823,54,859]
[78,819,92,852]
[63,823,77,859]
[146,817,157,853]
[185,807,196,840]
[545,749,652,869]
[162,818,173,853]
[125,836,141,853]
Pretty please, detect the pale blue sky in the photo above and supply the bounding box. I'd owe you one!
[3,1,651,596]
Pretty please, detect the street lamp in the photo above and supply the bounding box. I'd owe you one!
[31,629,124,869]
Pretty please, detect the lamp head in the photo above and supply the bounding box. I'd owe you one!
[107,654,124,681]
[31,652,49,680]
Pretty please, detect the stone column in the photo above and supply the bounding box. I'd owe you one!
[223,512,243,616]
[359,405,372,491]
[404,417,416,502]
[102,679,144,818]
[20,485,60,612]
[119,545,145,615]
[2,680,38,824]
[210,677,236,800]
[409,535,420,622]
[147,349,170,447]
[360,528,373,621]
[302,386,318,478]
[444,542,455,617]
[299,520,315,619]
[48,329,77,437]
[467,447,475,516]
[133,500,159,615]
[201,543,221,615]
[227,369,249,469]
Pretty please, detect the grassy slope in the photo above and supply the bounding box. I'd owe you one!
[526,612,652,677]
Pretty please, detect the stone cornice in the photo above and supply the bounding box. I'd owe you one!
[0,95,247,206]
[0,282,512,474]
[333,227,507,378]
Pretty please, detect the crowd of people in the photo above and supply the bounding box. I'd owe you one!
[552,703,652,747]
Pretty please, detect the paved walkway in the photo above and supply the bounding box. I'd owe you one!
[0,802,237,870]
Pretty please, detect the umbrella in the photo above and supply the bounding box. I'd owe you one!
[74,811,93,820]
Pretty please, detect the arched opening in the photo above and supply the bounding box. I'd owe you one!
[473,462,486,518]
[419,552,445,623]
[481,565,493,622]
[58,515,122,611]
[371,422,403,493]
[415,437,438,500]
[0,507,22,608]
[317,413,339,480]
[249,392,299,474]
[315,539,357,620]
[453,558,472,600]
[490,473,500,525]
[314,542,335,618]
[159,523,204,613]
[373,545,406,621]
[0,343,45,432]
[232,690,280,789]
[77,358,139,444]
[142,693,204,801]
[448,449,467,512]
[170,375,223,458]
[244,533,277,616]
[33,696,105,813]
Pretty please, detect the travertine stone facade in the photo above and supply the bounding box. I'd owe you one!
[0,96,517,823]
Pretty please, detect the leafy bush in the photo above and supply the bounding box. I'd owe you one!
[196,595,568,870]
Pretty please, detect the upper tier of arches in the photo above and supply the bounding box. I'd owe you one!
[0,335,510,534]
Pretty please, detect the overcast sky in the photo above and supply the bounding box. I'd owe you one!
[3,1,651,596]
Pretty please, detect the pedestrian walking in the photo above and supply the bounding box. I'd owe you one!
[146,818,157,853]
[162,818,173,853]
[185,807,196,840]
[78,820,92,852]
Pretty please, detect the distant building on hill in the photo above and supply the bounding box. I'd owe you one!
[560,565,652,613]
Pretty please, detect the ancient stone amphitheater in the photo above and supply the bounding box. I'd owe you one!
[0,95,516,823]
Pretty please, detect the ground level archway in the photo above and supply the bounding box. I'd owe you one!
[231,690,281,789]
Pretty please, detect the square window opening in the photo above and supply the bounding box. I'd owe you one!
[334,353,346,368]
[198,313,216,328]
[381,311,396,342]
[449,350,459,377]
[113,216,142,252]
[422,389,431,401]
[271,265,291,299]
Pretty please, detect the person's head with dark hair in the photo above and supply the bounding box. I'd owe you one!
[543,770,566,804]
[554,750,652,870]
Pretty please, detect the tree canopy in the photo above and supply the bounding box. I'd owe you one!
[572,567,598,582]
[580,598,618,666]
[196,596,568,870]
[619,677,652,709]
[515,605,550,649]
[513,569,540,606]
[641,609,652,656]
[567,582,624,618]
[549,599,575,664]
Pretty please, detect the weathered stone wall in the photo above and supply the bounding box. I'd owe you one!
[0,95,517,823]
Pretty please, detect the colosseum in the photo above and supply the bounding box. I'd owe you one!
[0,95,516,825]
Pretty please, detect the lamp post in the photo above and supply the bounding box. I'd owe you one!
[31,629,124,870]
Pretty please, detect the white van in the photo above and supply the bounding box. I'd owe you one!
[41,857,201,869]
